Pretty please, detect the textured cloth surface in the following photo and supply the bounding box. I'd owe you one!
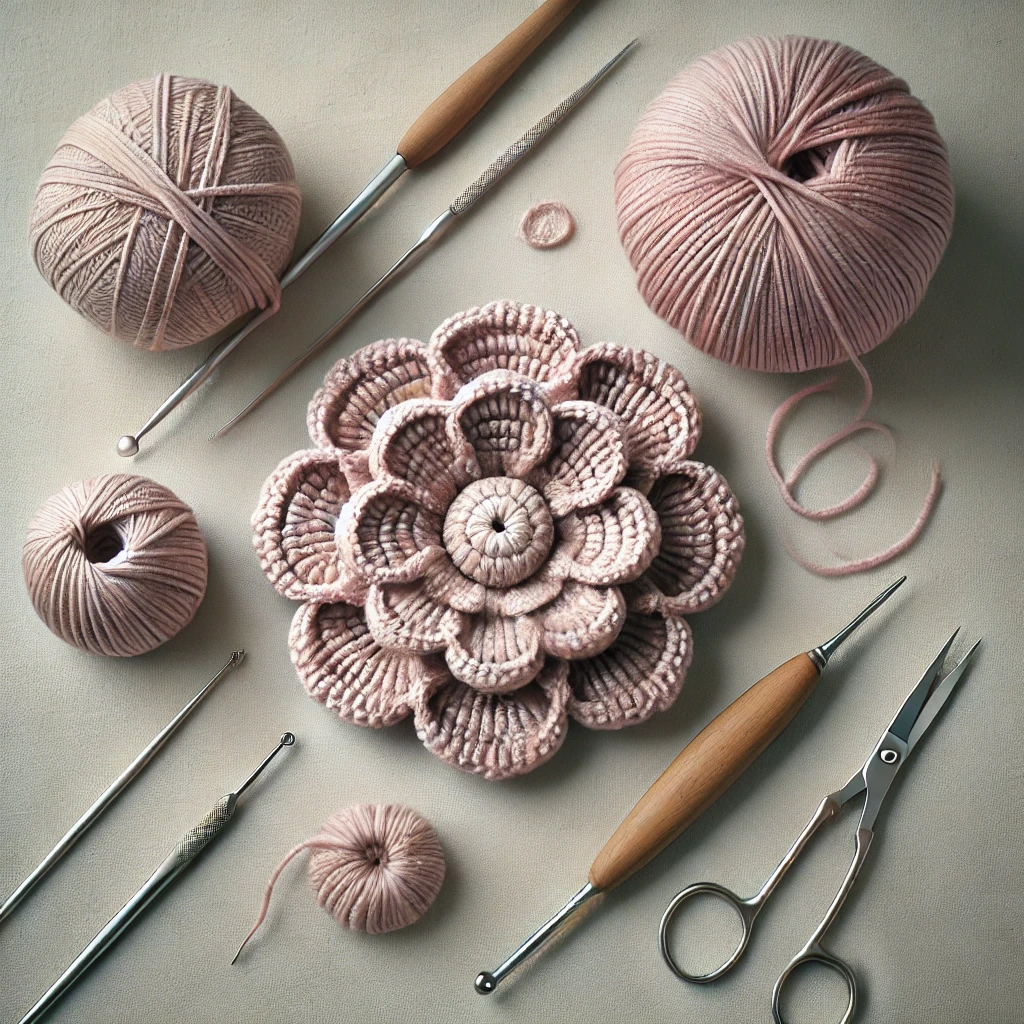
[1,2,1023,1023]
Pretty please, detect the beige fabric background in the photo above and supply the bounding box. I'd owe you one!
[1,2,1022,1022]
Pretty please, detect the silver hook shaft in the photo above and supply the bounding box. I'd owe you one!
[0,651,244,929]
[234,733,295,799]
[808,576,906,672]
[475,882,599,994]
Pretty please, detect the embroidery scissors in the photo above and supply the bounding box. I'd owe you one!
[659,630,980,1024]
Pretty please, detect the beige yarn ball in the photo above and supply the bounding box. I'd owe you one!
[22,474,208,657]
[30,74,302,351]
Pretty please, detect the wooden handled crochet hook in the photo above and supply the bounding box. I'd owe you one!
[475,576,906,995]
[117,0,583,458]
[213,39,637,438]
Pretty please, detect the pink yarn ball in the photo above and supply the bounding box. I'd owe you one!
[22,474,208,656]
[30,74,301,351]
[615,36,954,372]
[234,805,446,961]
[307,804,445,934]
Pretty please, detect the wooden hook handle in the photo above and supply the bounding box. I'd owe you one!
[588,653,822,893]
[396,0,582,168]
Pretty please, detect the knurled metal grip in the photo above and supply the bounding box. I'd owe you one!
[172,794,237,865]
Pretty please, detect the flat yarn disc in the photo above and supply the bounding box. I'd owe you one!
[234,804,446,959]
[22,474,208,656]
[614,35,954,372]
[30,74,301,351]
[518,200,575,248]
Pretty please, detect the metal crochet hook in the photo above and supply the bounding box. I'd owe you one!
[0,650,244,929]
[17,732,295,1024]
[659,633,979,1024]
[116,0,583,458]
[212,38,638,439]
[475,577,906,995]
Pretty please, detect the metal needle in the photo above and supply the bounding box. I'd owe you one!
[0,651,244,928]
[17,733,295,1024]
[213,39,638,438]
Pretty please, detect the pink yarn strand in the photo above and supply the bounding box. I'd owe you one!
[784,464,942,576]
[232,838,343,963]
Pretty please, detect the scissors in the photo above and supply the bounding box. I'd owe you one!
[659,630,980,1024]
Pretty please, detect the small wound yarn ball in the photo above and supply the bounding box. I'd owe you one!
[614,36,954,372]
[22,474,208,656]
[307,804,445,933]
[30,73,301,351]
[235,804,446,957]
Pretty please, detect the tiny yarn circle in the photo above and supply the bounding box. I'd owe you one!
[234,804,445,959]
[307,804,445,933]
[517,200,575,249]
[22,474,208,657]
[614,35,954,372]
[31,73,301,352]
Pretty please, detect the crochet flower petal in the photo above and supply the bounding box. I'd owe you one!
[308,338,433,454]
[541,582,626,660]
[536,401,628,517]
[342,479,446,584]
[567,611,692,729]
[364,581,465,654]
[576,344,701,486]
[647,460,745,614]
[484,561,566,616]
[559,487,661,586]
[414,658,570,780]
[421,560,487,614]
[290,602,418,728]
[450,371,554,478]
[428,302,580,402]
[252,449,366,604]
[367,398,478,510]
[445,611,544,692]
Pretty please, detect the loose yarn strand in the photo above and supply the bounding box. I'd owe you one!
[232,837,340,962]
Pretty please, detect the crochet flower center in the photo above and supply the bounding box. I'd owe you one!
[442,477,553,587]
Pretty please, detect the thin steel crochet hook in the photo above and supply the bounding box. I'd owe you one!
[0,650,244,929]
[212,38,638,440]
[17,733,295,1024]
[116,0,583,458]
[475,577,906,995]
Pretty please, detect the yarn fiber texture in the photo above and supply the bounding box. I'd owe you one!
[235,804,445,957]
[31,73,301,352]
[22,474,208,657]
[615,35,954,372]
[252,301,744,780]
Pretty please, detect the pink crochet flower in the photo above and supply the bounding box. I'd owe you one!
[253,302,744,780]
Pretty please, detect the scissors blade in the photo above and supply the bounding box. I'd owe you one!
[905,639,980,755]
[888,630,959,743]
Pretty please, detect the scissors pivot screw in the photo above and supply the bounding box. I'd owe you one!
[879,749,899,764]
